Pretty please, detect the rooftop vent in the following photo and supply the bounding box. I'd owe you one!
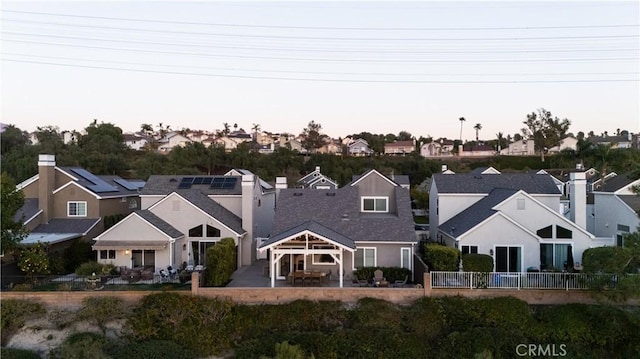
[293,192,303,197]
[169,178,177,182]
[326,192,336,196]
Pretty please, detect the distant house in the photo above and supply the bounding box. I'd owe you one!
[500,139,535,156]
[259,169,417,287]
[297,166,338,190]
[458,143,496,157]
[347,138,374,156]
[158,132,192,152]
[384,140,415,156]
[14,154,142,249]
[123,133,150,151]
[318,139,341,155]
[547,136,578,154]
[420,139,455,158]
[590,134,635,149]
[215,136,241,152]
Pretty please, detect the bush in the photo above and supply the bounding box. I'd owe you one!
[49,332,109,359]
[352,267,411,282]
[107,340,195,359]
[63,238,94,273]
[204,237,237,287]
[582,246,632,273]
[1,299,45,346]
[77,296,127,334]
[0,348,41,359]
[462,253,493,272]
[424,243,459,271]
[75,261,104,276]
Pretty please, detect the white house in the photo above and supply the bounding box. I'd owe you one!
[591,173,640,246]
[157,132,192,152]
[500,139,535,156]
[297,166,338,190]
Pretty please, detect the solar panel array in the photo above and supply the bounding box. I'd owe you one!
[114,178,139,191]
[178,176,236,189]
[70,168,119,193]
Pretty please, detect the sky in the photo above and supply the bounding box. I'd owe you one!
[1,1,639,141]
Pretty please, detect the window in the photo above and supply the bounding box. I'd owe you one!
[401,247,412,271]
[362,197,388,213]
[517,198,525,210]
[540,244,572,270]
[206,225,220,238]
[312,245,336,265]
[132,250,155,268]
[99,250,116,260]
[121,197,127,203]
[495,246,521,273]
[129,199,137,209]
[617,224,630,247]
[461,245,478,255]
[556,225,572,239]
[536,226,552,238]
[354,247,376,268]
[189,225,203,237]
[67,201,87,217]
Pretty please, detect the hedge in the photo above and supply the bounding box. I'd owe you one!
[462,253,493,272]
[582,246,632,273]
[204,237,237,287]
[424,243,459,271]
[352,266,411,282]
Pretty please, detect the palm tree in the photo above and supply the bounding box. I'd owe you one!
[496,132,505,152]
[459,117,466,142]
[251,123,261,141]
[473,123,482,141]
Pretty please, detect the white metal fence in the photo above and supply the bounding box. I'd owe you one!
[430,271,621,291]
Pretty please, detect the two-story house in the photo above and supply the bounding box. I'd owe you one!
[384,140,415,156]
[14,154,142,248]
[158,132,192,152]
[296,166,338,190]
[92,170,275,273]
[123,133,150,151]
[420,139,455,158]
[347,138,374,156]
[430,170,613,272]
[259,169,417,287]
[500,139,535,156]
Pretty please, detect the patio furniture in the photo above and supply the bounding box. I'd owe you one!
[394,275,409,288]
[352,278,369,287]
[373,269,385,286]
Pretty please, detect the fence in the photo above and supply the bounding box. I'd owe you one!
[430,271,621,291]
[1,273,191,292]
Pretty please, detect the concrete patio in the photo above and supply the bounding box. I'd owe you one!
[227,259,346,288]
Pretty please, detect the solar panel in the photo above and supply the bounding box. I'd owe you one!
[210,177,225,188]
[181,177,194,183]
[210,177,238,189]
[70,168,118,193]
[193,177,204,185]
[178,183,192,189]
[221,178,237,189]
[202,177,213,185]
[114,178,139,191]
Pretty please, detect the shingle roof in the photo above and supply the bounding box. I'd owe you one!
[261,220,356,249]
[142,175,242,196]
[31,218,101,235]
[271,186,416,243]
[174,190,246,235]
[619,195,640,212]
[439,189,517,237]
[135,210,183,238]
[433,173,561,194]
[14,198,40,222]
[598,174,639,192]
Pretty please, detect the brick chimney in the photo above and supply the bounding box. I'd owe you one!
[569,172,586,230]
[38,154,56,223]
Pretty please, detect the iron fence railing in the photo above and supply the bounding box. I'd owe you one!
[1,273,190,291]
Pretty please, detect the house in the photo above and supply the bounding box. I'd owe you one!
[296,166,338,190]
[590,134,635,149]
[420,139,455,158]
[547,136,578,154]
[347,138,374,156]
[157,132,192,152]
[14,154,142,249]
[429,170,613,272]
[500,139,535,156]
[92,171,276,273]
[259,169,417,287]
[215,136,241,152]
[384,140,415,155]
[317,140,341,155]
[458,143,496,157]
[591,173,640,246]
[123,133,150,151]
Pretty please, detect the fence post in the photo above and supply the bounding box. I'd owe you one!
[191,271,199,295]
[518,273,521,290]
[423,272,432,297]
[470,272,473,289]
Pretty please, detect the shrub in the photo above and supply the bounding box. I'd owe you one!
[348,298,403,332]
[75,261,104,276]
[352,267,411,282]
[77,296,127,334]
[49,332,109,359]
[107,340,195,359]
[582,246,632,273]
[259,341,314,359]
[1,299,45,345]
[0,348,41,359]
[63,238,94,273]
[424,243,459,271]
[204,237,237,286]
[462,253,493,272]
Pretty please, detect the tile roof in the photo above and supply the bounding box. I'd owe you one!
[142,175,242,196]
[433,172,561,194]
[31,218,101,235]
[271,186,416,243]
[174,190,246,235]
[260,220,356,249]
[135,210,183,238]
[13,198,40,222]
[439,189,517,237]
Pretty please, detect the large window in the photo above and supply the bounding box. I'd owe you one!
[401,247,412,271]
[67,201,87,217]
[540,243,572,271]
[495,246,521,273]
[132,250,155,269]
[206,225,221,238]
[312,245,336,265]
[354,247,376,268]
[189,225,203,237]
[361,197,388,213]
[99,250,116,260]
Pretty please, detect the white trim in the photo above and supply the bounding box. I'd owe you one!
[67,201,88,217]
[361,196,389,213]
[298,169,322,183]
[53,181,100,199]
[82,217,101,235]
[94,211,181,242]
[350,169,398,187]
[311,244,338,265]
[352,247,377,270]
[354,241,418,245]
[455,211,540,242]
[15,174,38,190]
[55,167,79,181]
[22,209,43,225]
[260,229,356,252]
[401,247,412,271]
[492,244,524,273]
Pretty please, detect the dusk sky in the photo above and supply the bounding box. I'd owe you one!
[1,1,638,140]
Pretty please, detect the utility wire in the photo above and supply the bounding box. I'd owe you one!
[3,10,638,31]
[4,59,638,83]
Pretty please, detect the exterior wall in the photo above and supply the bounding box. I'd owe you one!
[438,194,486,223]
[501,139,535,155]
[99,196,139,218]
[52,185,99,219]
[254,191,276,238]
[353,173,398,213]
[141,195,164,210]
[592,193,640,238]
[530,194,561,212]
[208,195,242,218]
[21,179,39,198]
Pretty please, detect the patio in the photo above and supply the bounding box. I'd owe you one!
[227,260,350,288]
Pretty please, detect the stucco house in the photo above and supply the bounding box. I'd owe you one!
[123,133,150,151]
[14,154,142,248]
[158,132,192,152]
[259,169,417,287]
[429,170,613,272]
[591,173,640,246]
[420,139,455,158]
[384,140,415,155]
[347,138,374,156]
[296,166,338,190]
[500,139,535,156]
[93,171,275,273]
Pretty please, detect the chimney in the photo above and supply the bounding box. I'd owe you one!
[315,166,320,172]
[241,174,255,267]
[275,177,288,204]
[569,172,586,230]
[458,144,463,156]
[38,154,56,224]
[441,164,448,173]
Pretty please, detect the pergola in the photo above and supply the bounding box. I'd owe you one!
[259,221,356,288]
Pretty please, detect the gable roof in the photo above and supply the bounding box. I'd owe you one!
[433,172,561,194]
[349,169,399,187]
[225,169,274,190]
[135,210,183,238]
[13,198,40,223]
[439,188,517,237]
[619,195,640,212]
[57,167,142,197]
[597,173,639,193]
[385,140,414,148]
[168,190,246,235]
[271,186,415,243]
[260,220,356,250]
[142,175,243,196]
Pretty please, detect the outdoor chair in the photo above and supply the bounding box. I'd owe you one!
[159,269,170,282]
[373,269,385,284]
[394,275,409,288]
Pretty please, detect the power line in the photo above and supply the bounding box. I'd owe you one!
[4,31,638,55]
[4,39,639,63]
[3,19,639,41]
[3,9,638,31]
[4,59,638,83]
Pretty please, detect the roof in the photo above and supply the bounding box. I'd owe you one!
[31,218,101,235]
[260,220,356,249]
[135,210,183,238]
[389,175,410,187]
[21,233,82,245]
[13,198,40,222]
[348,169,401,187]
[598,173,639,192]
[439,189,517,237]
[58,167,143,197]
[270,185,416,243]
[174,190,246,235]
[229,169,274,190]
[433,172,561,194]
[463,144,495,152]
[619,195,640,212]
[385,140,414,147]
[142,175,242,196]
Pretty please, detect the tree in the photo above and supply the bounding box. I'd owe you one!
[397,131,413,141]
[77,121,129,174]
[35,125,65,154]
[140,123,153,135]
[18,243,50,283]
[459,117,466,142]
[521,108,571,161]
[301,121,327,153]
[496,132,507,152]
[251,123,261,141]
[1,173,27,256]
[473,123,482,141]
[222,122,231,136]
